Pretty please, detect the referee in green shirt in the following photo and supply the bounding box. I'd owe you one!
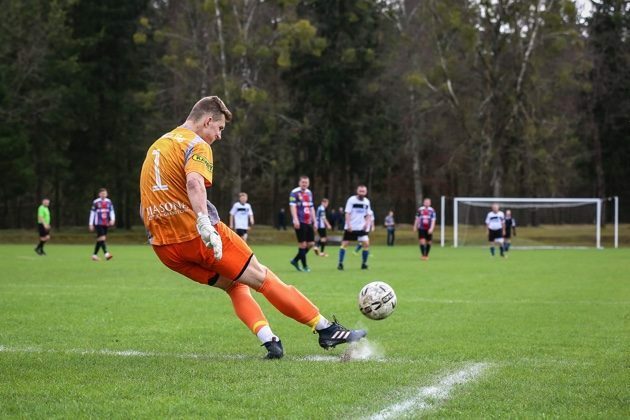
[35,198,51,255]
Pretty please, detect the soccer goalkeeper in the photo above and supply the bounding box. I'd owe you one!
[139,96,366,359]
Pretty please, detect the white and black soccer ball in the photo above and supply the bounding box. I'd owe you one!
[358,281,397,320]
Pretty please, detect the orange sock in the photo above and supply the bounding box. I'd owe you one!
[257,269,319,325]
[227,282,268,334]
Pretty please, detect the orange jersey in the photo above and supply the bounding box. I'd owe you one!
[140,127,214,245]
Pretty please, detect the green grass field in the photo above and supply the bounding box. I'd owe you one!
[1,244,628,418]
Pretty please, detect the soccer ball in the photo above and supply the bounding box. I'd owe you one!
[358,281,397,320]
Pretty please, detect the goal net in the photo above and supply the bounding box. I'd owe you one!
[452,197,604,249]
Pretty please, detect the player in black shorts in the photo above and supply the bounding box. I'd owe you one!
[414,198,437,260]
[485,204,506,257]
[504,209,516,252]
[289,176,316,272]
[314,198,332,257]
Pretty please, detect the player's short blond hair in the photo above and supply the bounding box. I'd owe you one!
[187,96,232,123]
[239,192,248,199]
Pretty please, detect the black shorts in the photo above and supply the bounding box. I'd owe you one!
[38,223,50,237]
[317,228,327,238]
[95,225,109,237]
[235,228,248,237]
[418,229,432,241]
[343,230,368,242]
[294,223,315,243]
[488,228,503,242]
[504,229,512,239]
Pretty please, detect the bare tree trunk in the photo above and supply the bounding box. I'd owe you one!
[213,0,240,200]
[409,90,423,206]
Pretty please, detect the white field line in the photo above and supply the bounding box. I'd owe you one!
[0,344,382,363]
[406,297,628,306]
[366,363,489,420]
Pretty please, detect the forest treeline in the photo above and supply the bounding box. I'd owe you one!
[1,0,628,228]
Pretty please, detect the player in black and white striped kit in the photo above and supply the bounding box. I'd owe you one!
[485,203,506,257]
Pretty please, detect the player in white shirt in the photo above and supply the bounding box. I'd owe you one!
[229,192,254,242]
[485,203,506,257]
[338,185,372,270]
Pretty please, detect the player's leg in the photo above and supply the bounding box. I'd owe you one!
[320,235,327,256]
[40,233,49,255]
[338,233,351,270]
[290,224,306,271]
[301,226,315,271]
[100,230,112,260]
[238,257,366,349]
[497,238,505,257]
[153,237,282,358]
[213,224,366,351]
[359,235,370,269]
[488,230,495,256]
[92,236,102,260]
[35,225,46,255]
[425,233,433,259]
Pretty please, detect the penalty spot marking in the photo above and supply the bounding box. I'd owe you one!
[367,362,489,420]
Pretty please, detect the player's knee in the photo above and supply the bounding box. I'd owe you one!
[238,256,266,289]
[213,275,233,291]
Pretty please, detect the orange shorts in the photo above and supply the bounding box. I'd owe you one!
[153,222,253,285]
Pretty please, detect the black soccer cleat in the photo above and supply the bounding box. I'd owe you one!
[290,260,302,272]
[337,263,344,271]
[262,338,284,359]
[361,263,368,270]
[317,317,367,350]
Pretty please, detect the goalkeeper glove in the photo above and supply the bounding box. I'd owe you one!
[196,213,222,261]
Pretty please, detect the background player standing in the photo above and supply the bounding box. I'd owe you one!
[338,185,372,271]
[35,198,51,255]
[89,188,115,261]
[485,203,506,257]
[414,198,436,260]
[314,198,332,257]
[289,176,316,272]
[139,96,365,359]
[504,209,516,252]
[229,192,254,242]
[384,210,396,246]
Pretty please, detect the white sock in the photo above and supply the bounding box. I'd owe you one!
[315,316,332,331]
[256,325,278,344]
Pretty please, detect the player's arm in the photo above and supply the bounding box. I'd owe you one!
[187,171,222,260]
[88,205,96,231]
[311,203,316,227]
[109,203,116,227]
[289,201,299,229]
[502,219,506,236]
[249,208,255,227]
[229,213,234,229]
[325,214,332,230]
[429,215,436,234]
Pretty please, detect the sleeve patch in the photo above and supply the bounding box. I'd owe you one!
[192,154,213,173]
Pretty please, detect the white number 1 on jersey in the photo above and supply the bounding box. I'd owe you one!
[152,149,169,191]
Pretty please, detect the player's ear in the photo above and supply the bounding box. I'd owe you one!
[204,115,213,127]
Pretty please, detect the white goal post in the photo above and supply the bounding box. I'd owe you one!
[448,197,611,249]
